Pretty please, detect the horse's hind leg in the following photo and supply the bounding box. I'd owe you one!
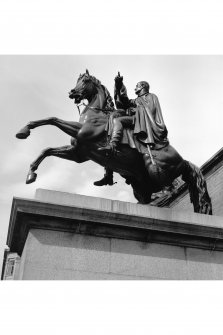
[26,145,78,184]
[16,117,81,139]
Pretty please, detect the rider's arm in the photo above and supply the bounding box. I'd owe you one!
[114,73,136,110]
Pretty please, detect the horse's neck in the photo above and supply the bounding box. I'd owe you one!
[79,87,107,124]
[87,87,106,111]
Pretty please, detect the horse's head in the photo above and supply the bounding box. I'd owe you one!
[69,69,98,104]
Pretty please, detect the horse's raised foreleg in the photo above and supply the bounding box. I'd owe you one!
[16,117,81,139]
[26,144,81,184]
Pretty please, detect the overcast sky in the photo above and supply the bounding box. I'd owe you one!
[1,55,223,267]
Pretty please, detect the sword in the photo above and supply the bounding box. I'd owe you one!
[147,145,156,165]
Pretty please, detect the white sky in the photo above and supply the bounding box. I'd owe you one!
[1,1,223,333]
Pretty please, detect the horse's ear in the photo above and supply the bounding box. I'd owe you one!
[86,69,90,76]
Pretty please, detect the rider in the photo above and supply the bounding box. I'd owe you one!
[94,73,169,186]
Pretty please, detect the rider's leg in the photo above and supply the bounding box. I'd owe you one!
[94,116,133,186]
[98,116,133,153]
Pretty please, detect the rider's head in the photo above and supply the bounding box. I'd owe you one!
[135,81,150,96]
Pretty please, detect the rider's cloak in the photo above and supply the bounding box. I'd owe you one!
[114,83,169,150]
[133,93,169,149]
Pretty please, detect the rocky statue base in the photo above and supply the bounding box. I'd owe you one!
[2,189,223,280]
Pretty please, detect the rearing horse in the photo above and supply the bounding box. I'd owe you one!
[16,69,212,214]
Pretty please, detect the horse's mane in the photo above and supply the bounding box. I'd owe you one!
[78,73,115,112]
[101,84,115,111]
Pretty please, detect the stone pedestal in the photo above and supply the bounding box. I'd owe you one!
[2,189,223,280]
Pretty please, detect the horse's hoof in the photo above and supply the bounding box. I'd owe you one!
[16,126,30,139]
[26,172,37,184]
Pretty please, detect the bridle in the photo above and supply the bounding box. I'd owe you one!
[74,76,115,114]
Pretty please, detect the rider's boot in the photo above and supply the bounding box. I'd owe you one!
[94,168,114,186]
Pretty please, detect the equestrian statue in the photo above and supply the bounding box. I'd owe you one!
[15,70,212,214]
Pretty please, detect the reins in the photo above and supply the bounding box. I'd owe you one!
[76,102,115,114]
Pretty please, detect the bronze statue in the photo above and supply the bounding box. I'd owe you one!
[99,73,168,154]
[94,73,169,186]
[15,69,212,214]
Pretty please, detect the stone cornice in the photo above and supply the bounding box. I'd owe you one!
[6,193,223,256]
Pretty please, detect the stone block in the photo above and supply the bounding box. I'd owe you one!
[4,190,223,280]
[21,263,153,280]
[186,247,223,280]
[35,189,113,212]
[110,239,188,279]
[20,230,111,276]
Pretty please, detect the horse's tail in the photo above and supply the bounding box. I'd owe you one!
[182,160,212,215]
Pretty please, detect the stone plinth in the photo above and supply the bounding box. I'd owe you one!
[3,189,223,280]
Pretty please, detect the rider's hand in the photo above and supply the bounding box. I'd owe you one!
[115,72,123,90]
